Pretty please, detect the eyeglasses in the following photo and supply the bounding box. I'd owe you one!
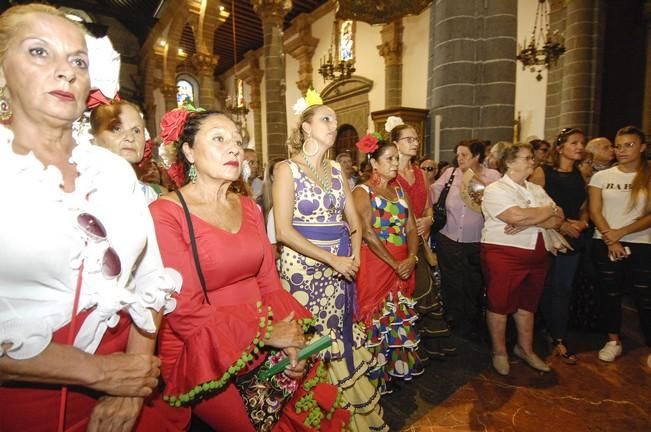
[611,142,637,151]
[515,155,535,161]
[421,166,436,172]
[77,213,121,278]
[538,147,550,153]
[398,136,419,144]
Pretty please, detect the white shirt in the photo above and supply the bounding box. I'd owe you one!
[589,166,651,244]
[481,175,555,250]
[0,125,181,360]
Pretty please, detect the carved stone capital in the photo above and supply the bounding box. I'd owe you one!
[191,52,219,75]
[376,19,403,66]
[252,0,292,26]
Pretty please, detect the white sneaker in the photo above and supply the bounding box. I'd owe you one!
[598,341,622,362]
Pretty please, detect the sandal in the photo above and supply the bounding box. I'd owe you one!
[552,339,577,365]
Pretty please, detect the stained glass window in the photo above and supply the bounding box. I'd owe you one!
[339,20,354,62]
[177,80,194,107]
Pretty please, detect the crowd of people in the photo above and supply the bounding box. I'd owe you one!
[0,3,649,432]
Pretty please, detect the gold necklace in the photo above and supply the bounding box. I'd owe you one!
[301,152,335,210]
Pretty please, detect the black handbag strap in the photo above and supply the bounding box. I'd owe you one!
[438,168,457,201]
[175,190,210,304]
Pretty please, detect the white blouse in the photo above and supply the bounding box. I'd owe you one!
[481,175,555,250]
[0,125,181,360]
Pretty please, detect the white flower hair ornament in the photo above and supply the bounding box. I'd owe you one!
[384,116,405,133]
[85,34,121,100]
[292,88,323,115]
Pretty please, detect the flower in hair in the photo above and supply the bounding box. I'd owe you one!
[85,35,121,102]
[159,109,191,144]
[384,116,404,133]
[292,88,323,115]
[355,132,383,154]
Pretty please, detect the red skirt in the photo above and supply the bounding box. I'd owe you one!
[480,235,550,315]
[0,312,183,432]
[356,242,415,324]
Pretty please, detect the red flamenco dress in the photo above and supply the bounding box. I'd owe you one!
[149,196,350,431]
[355,185,424,394]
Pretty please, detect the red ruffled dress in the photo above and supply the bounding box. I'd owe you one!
[149,196,349,431]
[355,185,423,394]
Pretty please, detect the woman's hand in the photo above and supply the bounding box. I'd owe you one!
[504,224,527,235]
[282,347,307,380]
[602,228,625,245]
[395,257,416,280]
[265,312,306,350]
[87,396,144,432]
[607,241,628,261]
[90,353,160,397]
[559,220,581,239]
[328,255,359,281]
[416,216,433,237]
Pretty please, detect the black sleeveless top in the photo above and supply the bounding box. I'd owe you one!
[541,165,586,219]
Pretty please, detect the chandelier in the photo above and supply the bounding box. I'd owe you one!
[225,0,249,121]
[516,0,566,82]
[318,19,355,83]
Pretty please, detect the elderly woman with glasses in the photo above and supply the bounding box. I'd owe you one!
[481,142,562,375]
[0,4,180,432]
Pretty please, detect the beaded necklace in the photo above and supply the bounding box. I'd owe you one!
[301,152,336,210]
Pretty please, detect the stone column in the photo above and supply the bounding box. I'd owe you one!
[643,0,651,139]
[285,14,319,94]
[557,0,601,136]
[427,0,516,160]
[252,0,292,161]
[192,52,219,109]
[242,51,265,158]
[544,0,566,139]
[377,19,403,108]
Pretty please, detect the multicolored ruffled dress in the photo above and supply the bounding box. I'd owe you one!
[355,184,424,394]
[150,196,350,431]
[278,160,388,432]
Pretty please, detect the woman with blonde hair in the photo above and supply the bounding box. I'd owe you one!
[274,94,387,431]
[589,125,651,366]
[0,5,179,430]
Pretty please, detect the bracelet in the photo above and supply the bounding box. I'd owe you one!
[411,254,419,264]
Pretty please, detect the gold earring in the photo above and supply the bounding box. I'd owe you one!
[0,87,12,121]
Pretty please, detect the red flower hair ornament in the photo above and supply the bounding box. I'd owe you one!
[355,132,384,154]
[159,109,191,144]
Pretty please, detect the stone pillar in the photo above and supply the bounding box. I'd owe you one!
[427,0,516,161]
[252,0,291,161]
[162,83,178,111]
[377,19,403,108]
[544,0,566,140]
[643,0,651,139]
[192,52,219,109]
[557,0,601,137]
[242,51,265,158]
[285,14,319,94]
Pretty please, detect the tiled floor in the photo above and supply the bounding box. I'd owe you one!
[383,310,651,432]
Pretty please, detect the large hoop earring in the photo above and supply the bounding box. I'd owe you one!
[302,135,318,157]
[0,87,12,122]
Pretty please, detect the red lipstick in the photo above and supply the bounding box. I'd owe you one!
[49,90,75,102]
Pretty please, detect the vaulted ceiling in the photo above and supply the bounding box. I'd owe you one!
[1,0,327,77]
